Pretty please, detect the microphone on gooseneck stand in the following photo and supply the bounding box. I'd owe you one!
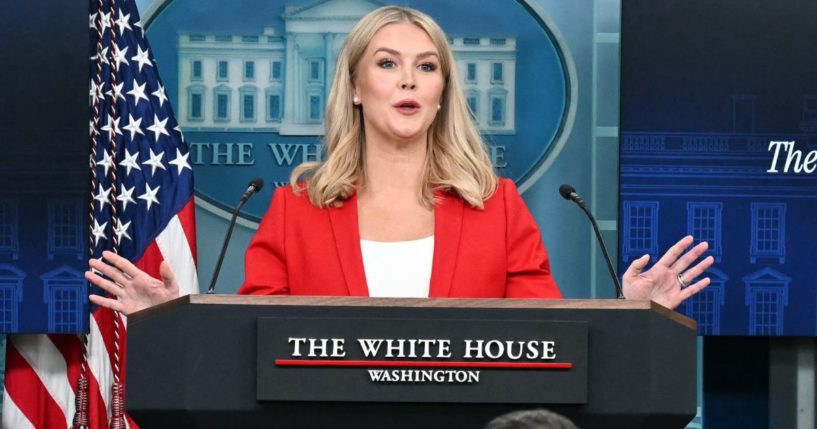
[207,178,265,294]
[559,184,624,299]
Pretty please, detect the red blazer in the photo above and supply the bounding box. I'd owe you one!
[238,178,561,299]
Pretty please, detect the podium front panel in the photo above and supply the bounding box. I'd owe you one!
[126,296,696,429]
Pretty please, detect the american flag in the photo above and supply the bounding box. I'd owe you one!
[2,0,198,427]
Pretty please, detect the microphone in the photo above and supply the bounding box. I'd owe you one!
[559,184,624,299]
[207,178,264,294]
[240,177,264,203]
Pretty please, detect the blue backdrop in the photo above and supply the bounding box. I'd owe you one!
[620,0,817,336]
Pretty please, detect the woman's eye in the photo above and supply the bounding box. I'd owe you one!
[378,59,396,69]
[418,63,437,72]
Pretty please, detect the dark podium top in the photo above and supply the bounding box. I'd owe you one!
[126,295,697,429]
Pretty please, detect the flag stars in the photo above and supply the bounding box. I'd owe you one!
[169,148,192,175]
[115,12,132,35]
[93,185,113,209]
[95,81,106,102]
[91,219,108,247]
[101,114,122,141]
[98,11,112,34]
[127,79,149,106]
[131,45,153,73]
[138,183,161,211]
[87,3,192,264]
[117,185,137,210]
[97,151,114,176]
[122,114,144,141]
[113,219,132,243]
[92,46,110,64]
[143,148,167,175]
[152,84,168,108]
[119,149,142,176]
[147,114,169,141]
[89,80,103,106]
[173,125,186,143]
[106,81,125,102]
[111,43,129,68]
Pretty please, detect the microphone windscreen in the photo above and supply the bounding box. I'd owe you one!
[248,177,264,192]
[558,184,576,200]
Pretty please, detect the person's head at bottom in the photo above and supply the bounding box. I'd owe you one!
[485,409,578,429]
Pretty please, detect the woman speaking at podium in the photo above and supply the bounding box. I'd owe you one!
[86,6,713,314]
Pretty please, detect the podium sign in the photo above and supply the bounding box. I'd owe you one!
[257,317,588,403]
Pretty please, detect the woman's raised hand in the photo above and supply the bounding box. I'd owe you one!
[622,235,715,309]
[86,250,180,315]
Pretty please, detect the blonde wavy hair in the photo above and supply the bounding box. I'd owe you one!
[290,5,498,209]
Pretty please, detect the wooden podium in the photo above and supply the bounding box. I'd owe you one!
[126,295,697,428]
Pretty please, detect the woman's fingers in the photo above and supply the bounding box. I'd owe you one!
[678,255,715,285]
[89,293,125,313]
[624,254,651,279]
[621,235,715,309]
[101,250,142,279]
[671,241,709,273]
[85,270,125,298]
[89,257,130,287]
[655,235,694,267]
[86,252,170,315]
[679,277,712,302]
[158,261,177,289]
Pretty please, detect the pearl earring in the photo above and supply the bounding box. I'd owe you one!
[353,96,360,105]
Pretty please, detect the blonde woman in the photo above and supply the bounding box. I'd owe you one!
[88,6,713,313]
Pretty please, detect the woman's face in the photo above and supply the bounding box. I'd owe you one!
[353,22,445,147]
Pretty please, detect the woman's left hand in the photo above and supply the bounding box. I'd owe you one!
[622,235,715,309]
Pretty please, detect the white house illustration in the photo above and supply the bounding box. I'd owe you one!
[0,264,24,332]
[176,0,516,135]
[41,265,86,333]
[744,268,790,336]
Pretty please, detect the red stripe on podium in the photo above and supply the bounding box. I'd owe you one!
[275,359,572,369]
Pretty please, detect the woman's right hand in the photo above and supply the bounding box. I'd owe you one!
[86,250,180,315]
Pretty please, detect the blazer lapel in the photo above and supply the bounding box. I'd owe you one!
[327,194,369,296]
[428,192,464,297]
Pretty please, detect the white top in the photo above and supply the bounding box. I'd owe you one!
[360,236,434,298]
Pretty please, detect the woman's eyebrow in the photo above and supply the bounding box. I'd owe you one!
[372,47,439,59]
